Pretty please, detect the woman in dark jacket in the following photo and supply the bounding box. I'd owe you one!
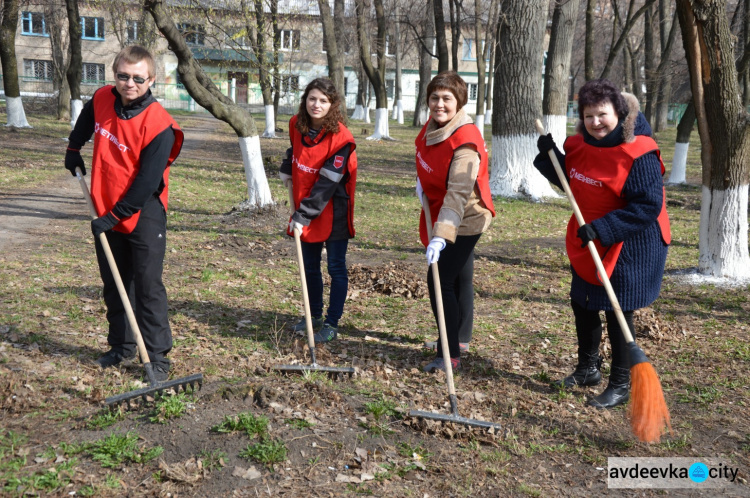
[533,78,670,409]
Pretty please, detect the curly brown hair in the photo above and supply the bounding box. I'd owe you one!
[296,78,345,135]
[426,71,468,110]
[577,78,628,121]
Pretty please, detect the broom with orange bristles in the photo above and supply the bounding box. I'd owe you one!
[534,120,671,443]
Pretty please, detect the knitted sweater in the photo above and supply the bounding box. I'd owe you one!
[533,97,669,311]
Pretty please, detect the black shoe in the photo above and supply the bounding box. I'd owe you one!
[293,316,324,336]
[313,323,338,343]
[95,349,135,368]
[144,364,170,383]
[554,354,601,389]
[588,366,630,409]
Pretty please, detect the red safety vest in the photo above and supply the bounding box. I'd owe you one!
[415,119,495,246]
[90,86,183,233]
[287,115,357,243]
[563,134,671,285]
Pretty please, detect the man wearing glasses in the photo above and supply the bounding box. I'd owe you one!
[64,45,184,381]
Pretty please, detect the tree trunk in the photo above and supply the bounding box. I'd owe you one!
[474,0,499,138]
[413,0,434,127]
[433,0,449,72]
[449,0,460,71]
[46,0,70,122]
[65,0,82,128]
[584,0,595,80]
[542,0,579,146]
[599,0,656,80]
[654,0,675,132]
[644,3,657,123]
[484,33,495,125]
[333,0,347,118]
[144,0,273,209]
[1,0,30,127]
[391,5,404,124]
[667,100,695,184]
[676,0,750,279]
[352,63,370,122]
[318,0,346,115]
[244,0,276,138]
[356,0,392,140]
[490,0,557,200]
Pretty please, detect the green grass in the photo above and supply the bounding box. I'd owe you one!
[86,408,126,430]
[87,432,163,468]
[239,438,287,467]
[148,392,193,424]
[211,411,269,437]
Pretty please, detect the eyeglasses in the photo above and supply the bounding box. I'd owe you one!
[116,73,148,84]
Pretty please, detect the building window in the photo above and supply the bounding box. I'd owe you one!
[281,75,299,93]
[81,16,105,40]
[343,77,348,95]
[226,28,249,48]
[280,30,300,51]
[385,35,395,56]
[126,20,140,43]
[462,39,476,61]
[82,63,106,84]
[23,59,53,80]
[468,83,478,100]
[386,79,394,99]
[178,23,205,45]
[21,12,48,36]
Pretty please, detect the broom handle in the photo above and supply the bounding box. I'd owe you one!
[288,185,318,362]
[533,121,635,345]
[422,195,458,398]
[75,168,153,367]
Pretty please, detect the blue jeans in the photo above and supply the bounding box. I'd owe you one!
[300,239,349,327]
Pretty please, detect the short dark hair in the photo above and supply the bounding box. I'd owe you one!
[112,45,155,79]
[577,78,628,121]
[296,78,345,135]
[426,71,468,110]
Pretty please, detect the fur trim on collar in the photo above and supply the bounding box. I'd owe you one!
[575,92,640,143]
[424,108,474,146]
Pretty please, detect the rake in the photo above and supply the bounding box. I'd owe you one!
[75,168,202,406]
[534,120,671,442]
[272,185,355,377]
[409,194,502,430]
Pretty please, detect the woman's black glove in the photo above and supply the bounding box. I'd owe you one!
[577,224,598,248]
[91,212,119,237]
[65,148,85,176]
[537,133,556,154]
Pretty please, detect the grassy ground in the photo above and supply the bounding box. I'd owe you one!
[0,108,748,496]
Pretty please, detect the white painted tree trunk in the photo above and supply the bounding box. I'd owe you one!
[391,100,404,124]
[667,142,688,184]
[70,99,83,129]
[366,108,394,140]
[364,106,371,124]
[475,114,484,138]
[237,135,274,209]
[351,105,366,121]
[542,114,568,149]
[416,107,429,126]
[489,134,559,201]
[484,111,492,125]
[698,185,750,278]
[261,105,276,138]
[5,97,31,128]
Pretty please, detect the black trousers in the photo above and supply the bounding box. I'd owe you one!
[427,234,480,359]
[571,299,634,370]
[95,197,172,367]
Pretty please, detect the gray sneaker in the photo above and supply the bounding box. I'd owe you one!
[293,316,324,336]
[313,323,338,343]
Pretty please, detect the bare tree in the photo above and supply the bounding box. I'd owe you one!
[599,0,656,79]
[542,0,580,145]
[472,0,499,138]
[65,0,82,128]
[318,0,347,117]
[411,0,435,127]
[1,0,31,127]
[433,0,449,71]
[391,3,404,124]
[584,0,595,80]
[45,0,70,121]
[356,0,394,139]
[676,0,750,279]
[144,0,273,209]
[666,99,694,184]
[490,0,556,200]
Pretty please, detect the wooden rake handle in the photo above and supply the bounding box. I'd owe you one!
[75,167,153,367]
[422,195,458,399]
[287,185,318,358]
[533,120,635,345]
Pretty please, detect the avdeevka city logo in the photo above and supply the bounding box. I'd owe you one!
[689,462,709,483]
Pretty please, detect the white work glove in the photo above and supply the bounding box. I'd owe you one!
[416,178,425,206]
[289,219,303,234]
[280,172,292,189]
[425,236,446,264]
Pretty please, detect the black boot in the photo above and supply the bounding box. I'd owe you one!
[554,352,602,389]
[588,366,630,409]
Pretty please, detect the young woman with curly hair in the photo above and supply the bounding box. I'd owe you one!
[279,78,357,343]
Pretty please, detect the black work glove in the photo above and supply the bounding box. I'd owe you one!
[65,148,85,176]
[537,133,556,154]
[577,224,598,248]
[91,212,119,237]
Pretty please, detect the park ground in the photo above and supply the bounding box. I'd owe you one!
[0,105,749,496]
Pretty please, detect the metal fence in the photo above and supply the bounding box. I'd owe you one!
[0,74,700,126]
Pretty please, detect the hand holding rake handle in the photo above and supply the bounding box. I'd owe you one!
[75,167,158,386]
[534,121,671,442]
[288,185,318,366]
